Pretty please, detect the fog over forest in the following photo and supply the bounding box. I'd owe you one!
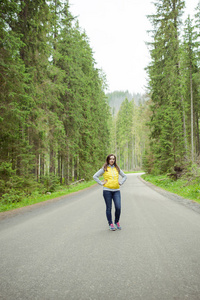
[106,91,149,115]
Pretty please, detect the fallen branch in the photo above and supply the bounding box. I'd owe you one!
[70,179,85,185]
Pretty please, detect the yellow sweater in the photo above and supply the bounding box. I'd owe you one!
[103,166,120,189]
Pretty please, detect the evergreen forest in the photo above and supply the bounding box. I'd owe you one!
[0,0,111,204]
[109,93,150,172]
[1,0,200,208]
[145,0,200,176]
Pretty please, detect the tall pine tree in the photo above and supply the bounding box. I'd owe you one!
[147,0,186,173]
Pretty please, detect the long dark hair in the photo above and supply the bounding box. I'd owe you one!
[103,154,120,173]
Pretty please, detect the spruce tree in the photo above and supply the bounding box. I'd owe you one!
[0,0,32,174]
[147,0,186,173]
[0,0,111,202]
[181,16,198,163]
[194,3,200,157]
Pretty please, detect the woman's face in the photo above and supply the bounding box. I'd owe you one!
[109,156,115,166]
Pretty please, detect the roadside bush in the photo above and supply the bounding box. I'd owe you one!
[1,190,26,204]
[0,162,40,204]
[40,174,60,193]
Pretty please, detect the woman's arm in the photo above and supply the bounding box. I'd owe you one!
[119,170,127,185]
[93,168,105,185]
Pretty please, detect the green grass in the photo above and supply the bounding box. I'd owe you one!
[0,180,96,213]
[141,174,200,204]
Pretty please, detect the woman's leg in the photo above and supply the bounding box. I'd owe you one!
[103,191,113,225]
[113,191,121,224]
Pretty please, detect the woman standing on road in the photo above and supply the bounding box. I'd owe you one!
[93,154,127,231]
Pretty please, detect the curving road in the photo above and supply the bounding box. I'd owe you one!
[1,173,200,300]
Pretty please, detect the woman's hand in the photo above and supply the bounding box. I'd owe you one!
[102,180,107,185]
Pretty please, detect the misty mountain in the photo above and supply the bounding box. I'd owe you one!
[106,90,148,115]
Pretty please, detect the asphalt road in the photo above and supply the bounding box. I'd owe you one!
[1,173,200,300]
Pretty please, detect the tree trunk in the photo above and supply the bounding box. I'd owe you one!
[132,137,135,170]
[50,147,55,174]
[196,113,200,156]
[72,156,74,182]
[77,154,79,180]
[190,64,194,163]
[37,154,41,182]
[67,145,70,184]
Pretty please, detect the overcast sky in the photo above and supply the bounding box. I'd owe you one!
[69,0,199,94]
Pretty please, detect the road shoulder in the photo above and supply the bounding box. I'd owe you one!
[138,175,200,215]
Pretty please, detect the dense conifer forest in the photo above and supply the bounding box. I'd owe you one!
[0,0,111,203]
[106,91,148,115]
[1,0,200,207]
[144,0,200,176]
[107,92,150,171]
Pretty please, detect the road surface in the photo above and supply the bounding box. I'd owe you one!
[1,173,200,300]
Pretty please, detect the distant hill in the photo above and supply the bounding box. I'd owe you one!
[106,90,148,115]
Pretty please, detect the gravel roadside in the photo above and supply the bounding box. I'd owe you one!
[139,176,200,215]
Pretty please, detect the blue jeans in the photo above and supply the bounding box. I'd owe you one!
[103,190,121,225]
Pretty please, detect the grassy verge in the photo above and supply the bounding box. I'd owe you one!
[141,174,200,204]
[0,180,96,213]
